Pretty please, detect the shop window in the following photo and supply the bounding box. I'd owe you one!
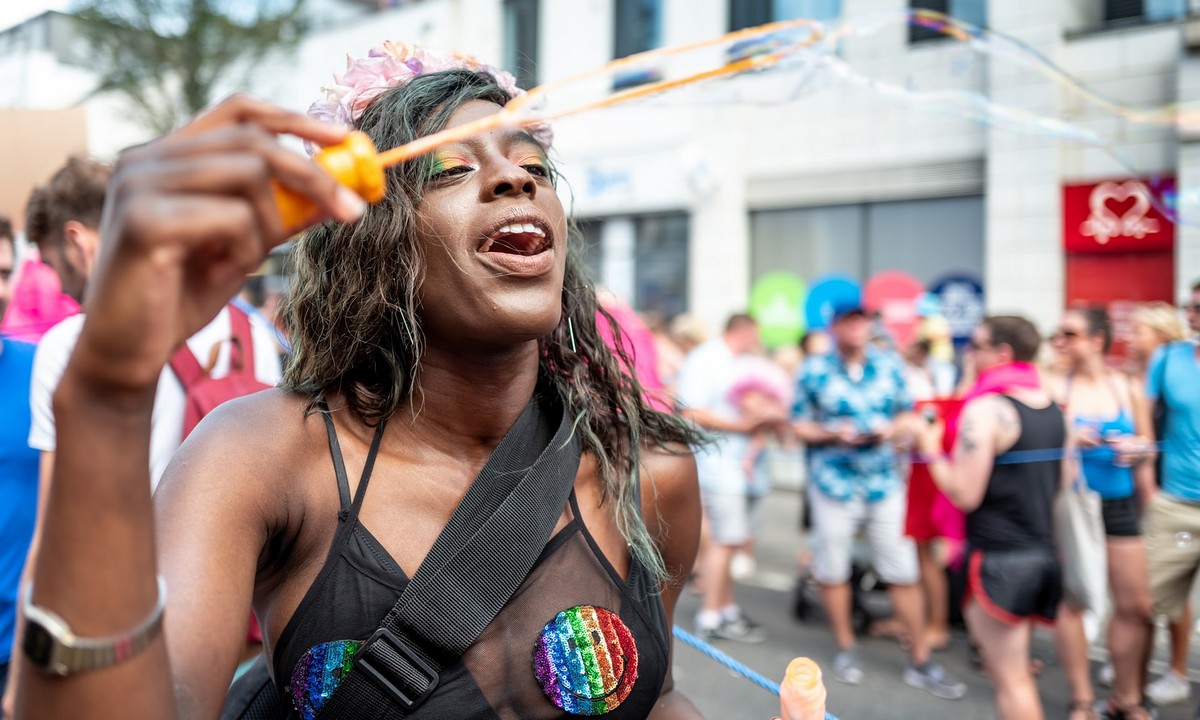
[503,0,539,89]
[576,220,604,286]
[729,0,842,31]
[749,196,984,290]
[909,0,986,42]
[634,214,689,319]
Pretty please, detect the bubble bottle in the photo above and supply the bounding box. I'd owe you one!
[273,131,386,232]
[780,657,827,720]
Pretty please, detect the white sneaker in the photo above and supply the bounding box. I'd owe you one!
[1146,670,1191,707]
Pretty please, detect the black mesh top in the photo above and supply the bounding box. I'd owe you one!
[271,407,671,720]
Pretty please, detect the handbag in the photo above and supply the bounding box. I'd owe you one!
[222,390,581,719]
[1054,461,1108,616]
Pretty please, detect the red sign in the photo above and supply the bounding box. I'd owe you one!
[1062,177,1175,254]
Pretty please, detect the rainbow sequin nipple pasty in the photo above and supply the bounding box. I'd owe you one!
[289,639,363,720]
[533,605,639,715]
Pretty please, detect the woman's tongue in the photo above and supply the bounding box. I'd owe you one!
[484,231,543,255]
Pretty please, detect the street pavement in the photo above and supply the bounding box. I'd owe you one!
[670,488,1199,720]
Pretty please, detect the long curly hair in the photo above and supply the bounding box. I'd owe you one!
[282,69,702,581]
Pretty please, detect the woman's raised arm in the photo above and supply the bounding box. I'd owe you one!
[15,95,362,720]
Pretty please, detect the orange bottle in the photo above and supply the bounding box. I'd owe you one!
[273,130,386,233]
[780,657,827,720]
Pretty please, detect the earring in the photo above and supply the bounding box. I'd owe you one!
[567,317,578,354]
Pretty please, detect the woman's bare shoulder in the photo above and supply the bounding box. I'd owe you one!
[158,388,325,501]
[638,444,699,546]
[639,443,697,501]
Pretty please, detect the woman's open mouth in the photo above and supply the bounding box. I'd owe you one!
[476,216,556,276]
[480,221,552,256]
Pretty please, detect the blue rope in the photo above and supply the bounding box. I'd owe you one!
[806,441,1170,466]
[672,626,840,720]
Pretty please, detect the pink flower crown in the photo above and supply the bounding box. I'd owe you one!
[307,41,553,156]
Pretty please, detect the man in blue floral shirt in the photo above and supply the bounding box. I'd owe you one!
[793,301,965,700]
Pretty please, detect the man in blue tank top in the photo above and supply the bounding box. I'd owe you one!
[0,220,41,703]
[1144,282,1200,651]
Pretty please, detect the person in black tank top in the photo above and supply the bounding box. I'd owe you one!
[14,51,709,720]
[920,316,1073,720]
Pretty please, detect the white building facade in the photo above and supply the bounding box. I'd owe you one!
[2,0,1197,338]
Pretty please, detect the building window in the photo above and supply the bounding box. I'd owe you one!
[576,220,604,286]
[729,0,841,31]
[613,0,662,59]
[909,0,986,42]
[612,0,663,89]
[634,214,689,319]
[749,196,984,296]
[503,0,538,90]
[1106,0,1188,23]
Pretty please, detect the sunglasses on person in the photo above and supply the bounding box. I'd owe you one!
[1187,304,1200,314]
[1051,329,1082,341]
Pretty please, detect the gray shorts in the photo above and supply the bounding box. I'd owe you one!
[808,486,919,586]
[702,490,764,546]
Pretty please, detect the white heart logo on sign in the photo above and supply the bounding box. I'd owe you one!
[1080,181,1160,244]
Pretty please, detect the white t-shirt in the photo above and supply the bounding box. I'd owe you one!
[675,338,752,495]
[28,307,283,490]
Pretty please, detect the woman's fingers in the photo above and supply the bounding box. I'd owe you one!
[175,93,348,148]
[127,123,365,232]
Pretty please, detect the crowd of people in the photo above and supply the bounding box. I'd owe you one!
[0,39,1196,720]
[669,291,1199,720]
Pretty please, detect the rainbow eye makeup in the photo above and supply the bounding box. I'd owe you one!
[514,151,551,178]
[428,152,476,180]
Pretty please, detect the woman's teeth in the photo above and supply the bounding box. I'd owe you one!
[481,222,549,254]
[496,223,545,236]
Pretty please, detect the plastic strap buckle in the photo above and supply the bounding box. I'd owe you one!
[354,627,440,712]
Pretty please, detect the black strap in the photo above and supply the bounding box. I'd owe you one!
[319,401,387,516]
[317,392,580,719]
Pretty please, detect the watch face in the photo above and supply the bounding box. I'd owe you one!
[23,620,54,667]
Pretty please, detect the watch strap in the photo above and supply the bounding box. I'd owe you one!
[23,576,167,676]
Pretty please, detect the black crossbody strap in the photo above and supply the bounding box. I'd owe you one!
[317,393,581,720]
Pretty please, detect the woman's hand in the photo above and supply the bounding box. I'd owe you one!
[1108,434,1154,468]
[71,95,365,399]
[1074,425,1103,448]
[917,419,945,458]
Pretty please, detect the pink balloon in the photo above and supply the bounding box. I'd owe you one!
[864,271,925,350]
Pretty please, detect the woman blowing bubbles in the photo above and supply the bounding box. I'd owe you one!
[14,46,709,719]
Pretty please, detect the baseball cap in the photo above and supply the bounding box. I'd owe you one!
[830,300,867,323]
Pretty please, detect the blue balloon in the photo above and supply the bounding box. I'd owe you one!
[804,275,862,330]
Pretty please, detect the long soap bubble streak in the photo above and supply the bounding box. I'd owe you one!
[375,18,827,168]
[367,10,1190,221]
[830,10,1186,219]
